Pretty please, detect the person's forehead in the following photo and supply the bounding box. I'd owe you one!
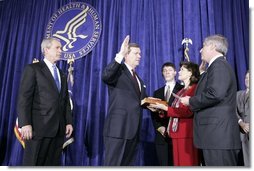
[180,66,188,70]
[163,66,175,70]
[130,47,140,52]
[52,40,61,45]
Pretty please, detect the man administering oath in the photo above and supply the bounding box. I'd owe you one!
[180,35,241,166]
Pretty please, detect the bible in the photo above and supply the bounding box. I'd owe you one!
[141,97,168,107]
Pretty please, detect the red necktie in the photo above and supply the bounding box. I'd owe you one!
[132,69,140,94]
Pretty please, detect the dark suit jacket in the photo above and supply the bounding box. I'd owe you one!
[17,61,72,138]
[236,90,250,124]
[102,61,147,140]
[236,90,249,141]
[189,57,241,149]
[151,82,183,141]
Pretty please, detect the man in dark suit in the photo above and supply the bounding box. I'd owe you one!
[181,34,241,166]
[151,62,183,166]
[17,37,73,166]
[102,35,147,166]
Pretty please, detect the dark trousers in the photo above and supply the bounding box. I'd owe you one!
[23,135,64,166]
[154,133,173,166]
[202,149,240,166]
[104,134,139,166]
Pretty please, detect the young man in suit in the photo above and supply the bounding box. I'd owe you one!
[102,35,147,166]
[151,62,183,166]
[17,38,73,166]
[181,34,241,166]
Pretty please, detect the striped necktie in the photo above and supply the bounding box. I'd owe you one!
[165,85,171,102]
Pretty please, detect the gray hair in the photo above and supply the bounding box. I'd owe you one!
[41,37,60,55]
[204,34,228,56]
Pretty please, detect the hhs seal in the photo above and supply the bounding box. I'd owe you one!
[45,2,102,60]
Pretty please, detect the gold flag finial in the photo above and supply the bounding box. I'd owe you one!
[181,38,192,62]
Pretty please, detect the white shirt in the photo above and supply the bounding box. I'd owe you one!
[164,81,176,97]
[43,58,61,85]
[208,54,224,67]
[124,62,141,91]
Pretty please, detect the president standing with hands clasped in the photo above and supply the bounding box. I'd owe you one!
[180,35,241,166]
[17,37,73,166]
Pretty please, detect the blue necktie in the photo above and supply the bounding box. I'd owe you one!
[52,65,61,92]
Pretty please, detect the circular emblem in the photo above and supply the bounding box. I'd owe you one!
[45,2,102,60]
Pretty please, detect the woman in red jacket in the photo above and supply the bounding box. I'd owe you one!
[150,62,200,166]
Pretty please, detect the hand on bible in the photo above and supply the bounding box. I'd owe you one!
[149,103,168,111]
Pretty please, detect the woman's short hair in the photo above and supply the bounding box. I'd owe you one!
[180,61,200,85]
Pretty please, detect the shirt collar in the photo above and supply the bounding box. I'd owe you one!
[44,58,55,68]
[165,80,176,88]
[124,62,135,75]
[208,54,224,67]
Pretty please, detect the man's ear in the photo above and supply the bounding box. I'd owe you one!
[209,43,216,50]
[44,47,49,54]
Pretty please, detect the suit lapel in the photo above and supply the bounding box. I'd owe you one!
[197,71,207,87]
[40,61,60,93]
[168,82,183,105]
[59,70,66,94]
[195,56,225,94]
[244,91,249,104]
[137,74,147,98]
[123,64,141,98]
[153,87,164,99]
[195,71,207,96]
[159,86,165,100]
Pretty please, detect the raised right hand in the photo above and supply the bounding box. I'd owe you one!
[118,35,130,57]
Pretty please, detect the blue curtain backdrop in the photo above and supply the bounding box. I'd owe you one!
[0,0,249,166]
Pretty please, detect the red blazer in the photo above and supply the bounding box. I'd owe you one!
[167,84,197,139]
